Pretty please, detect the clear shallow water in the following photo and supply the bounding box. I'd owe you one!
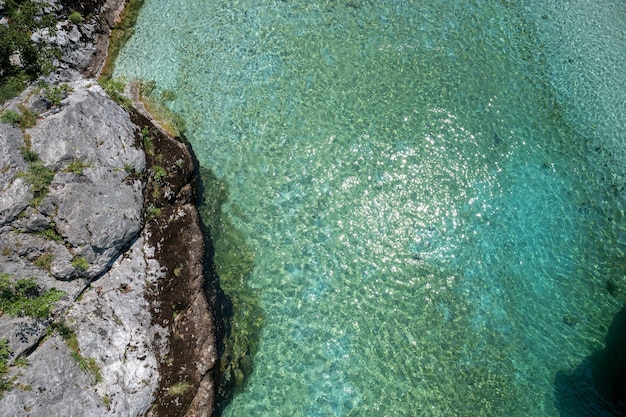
[115,1,626,416]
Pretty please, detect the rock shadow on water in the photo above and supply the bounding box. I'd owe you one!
[554,304,626,417]
[195,164,264,416]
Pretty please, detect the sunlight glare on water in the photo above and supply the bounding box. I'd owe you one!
[114,1,626,415]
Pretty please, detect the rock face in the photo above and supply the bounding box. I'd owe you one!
[0,81,148,414]
[0,1,218,415]
[30,85,145,278]
[0,124,30,226]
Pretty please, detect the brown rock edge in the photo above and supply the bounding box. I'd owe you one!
[131,106,218,417]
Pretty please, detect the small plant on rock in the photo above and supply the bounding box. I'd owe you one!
[68,11,83,25]
[14,356,28,368]
[100,78,130,108]
[54,320,102,384]
[17,104,37,129]
[142,127,154,156]
[167,381,192,397]
[145,204,161,220]
[102,395,111,410]
[44,83,72,107]
[0,339,11,374]
[152,165,167,184]
[34,253,54,271]
[71,353,102,383]
[20,147,39,163]
[63,159,89,175]
[37,223,62,242]
[19,158,55,206]
[0,109,21,127]
[71,256,89,275]
[0,339,12,398]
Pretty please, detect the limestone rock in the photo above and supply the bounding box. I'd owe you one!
[0,124,31,227]
[0,335,105,417]
[28,83,144,173]
[65,235,168,416]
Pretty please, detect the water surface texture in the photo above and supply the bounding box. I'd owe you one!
[115,1,626,415]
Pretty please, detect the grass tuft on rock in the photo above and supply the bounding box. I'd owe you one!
[71,256,89,275]
[54,320,102,384]
[19,159,55,206]
[0,273,64,319]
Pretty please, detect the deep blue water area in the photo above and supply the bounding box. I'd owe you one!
[115,1,626,415]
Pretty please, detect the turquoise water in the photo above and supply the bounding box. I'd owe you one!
[114,1,626,415]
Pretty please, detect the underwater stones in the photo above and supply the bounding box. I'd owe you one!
[563,314,579,327]
[591,304,626,413]
[606,277,624,298]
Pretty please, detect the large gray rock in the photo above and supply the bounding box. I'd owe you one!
[0,335,105,417]
[0,81,146,381]
[48,167,143,277]
[0,124,31,227]
[29,83,144,172]
[67,235,168,416]
[1,2,218,412]
[23,80,146,279]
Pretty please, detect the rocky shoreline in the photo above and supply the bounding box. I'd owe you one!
[0,1,219,415]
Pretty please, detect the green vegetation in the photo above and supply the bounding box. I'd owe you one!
[0,340,11,374]
[145,204,161,219]
[141,126,154,156]
[68,11,83,25]
[37,225,62,242]
[0,339,13,398]
[167,381,192,397]
[20,147,38,163]
[99,77,130,108]
[136,80,184,136]
[1,105,37,130]
[0,273,64,319]
[13,356,28,368]
[0,0,60,102]
[17,104,37,129]
[54,320,102,384]
[102,395,111,410]
[19,154,55,206]
[0,109,21,126]
[63,159,89,175]
[72,353,102,383]
[71,256,89,274]
[152,165,167,184]
[34,253,54,271]
[44,83,72,107]
[0,273,65,398]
